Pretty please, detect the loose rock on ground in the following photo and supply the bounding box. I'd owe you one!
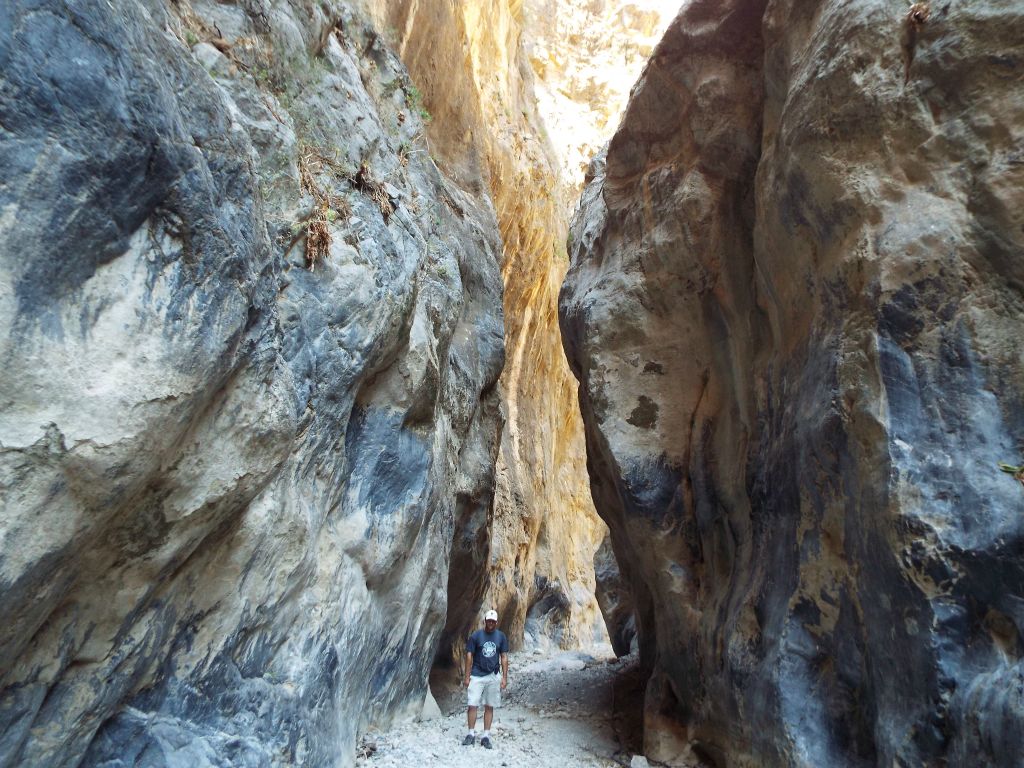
[357,649,647,768]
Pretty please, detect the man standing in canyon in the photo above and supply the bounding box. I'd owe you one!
[462,609,509,749]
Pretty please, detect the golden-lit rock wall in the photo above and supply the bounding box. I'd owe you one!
[358,0,609,652]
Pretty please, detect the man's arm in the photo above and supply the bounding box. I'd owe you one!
[464,652,473,687]
[500,652,508,690]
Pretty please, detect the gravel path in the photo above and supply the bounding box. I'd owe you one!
[357,649,644,768]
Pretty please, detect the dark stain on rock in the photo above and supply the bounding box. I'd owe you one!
[621,456,684,524]
[880,285,926,345]
[627,395,659,429]
[642,361,664,374]
[779,168,853,246]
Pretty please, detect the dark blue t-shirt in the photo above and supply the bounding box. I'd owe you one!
[467,629,509,676]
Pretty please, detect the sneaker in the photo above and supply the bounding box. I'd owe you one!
[462,734,475,746]
[480,736,492,749]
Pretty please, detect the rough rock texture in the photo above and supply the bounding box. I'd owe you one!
[561,0,1024,765]
[362,0,610,654]
[0,1,504,765]
[359,649,636,768]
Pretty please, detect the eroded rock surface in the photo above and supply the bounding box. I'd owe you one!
[0,1,503,765]
[561,1,1024,765]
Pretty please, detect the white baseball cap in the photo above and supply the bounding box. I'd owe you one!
[484,609,498,621]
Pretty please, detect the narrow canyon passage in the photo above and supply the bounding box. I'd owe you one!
[360,650,645,768]
[2,0,1022,767]
[0,1,665,766]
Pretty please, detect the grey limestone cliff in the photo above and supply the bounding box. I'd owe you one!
[0,1,504,765]
[561,0,1024,765]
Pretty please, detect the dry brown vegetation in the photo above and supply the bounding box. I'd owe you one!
[902,1,931,82]
[355,163,394,221]
[907,2,931,25]
[999,462,1024,489]
[171,0,261,71]
[295,145,352,271]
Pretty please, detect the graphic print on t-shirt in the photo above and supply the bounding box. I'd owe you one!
[469,629,508,676]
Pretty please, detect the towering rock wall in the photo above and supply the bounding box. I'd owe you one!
[0,1,504,765]
[364,0,610,652]
[561,0,1024,765]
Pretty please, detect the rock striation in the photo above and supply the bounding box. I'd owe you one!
[561,0,1024,765]
[0,1,504,765]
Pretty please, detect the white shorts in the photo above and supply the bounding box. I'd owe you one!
[467,673,501,708]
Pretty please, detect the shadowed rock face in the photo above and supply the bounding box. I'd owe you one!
[561,0,1024,765]
[0,1,503,766]
[593,533,637,657]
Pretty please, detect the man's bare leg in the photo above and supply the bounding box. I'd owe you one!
[467,705,478,731]
[483,705,493,731]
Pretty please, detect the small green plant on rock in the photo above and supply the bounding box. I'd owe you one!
[406,84,431,123]
[998,462,1024,489]
[397,140,424,168]
[398,141,411,167]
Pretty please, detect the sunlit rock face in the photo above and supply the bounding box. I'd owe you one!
[523,0,677,201]
[362,0,613,654]
[561,0,1024,765]
[0,1,503,765]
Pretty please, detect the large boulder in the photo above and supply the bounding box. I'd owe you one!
[561,0,1024,765]
[0,1,503,765]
